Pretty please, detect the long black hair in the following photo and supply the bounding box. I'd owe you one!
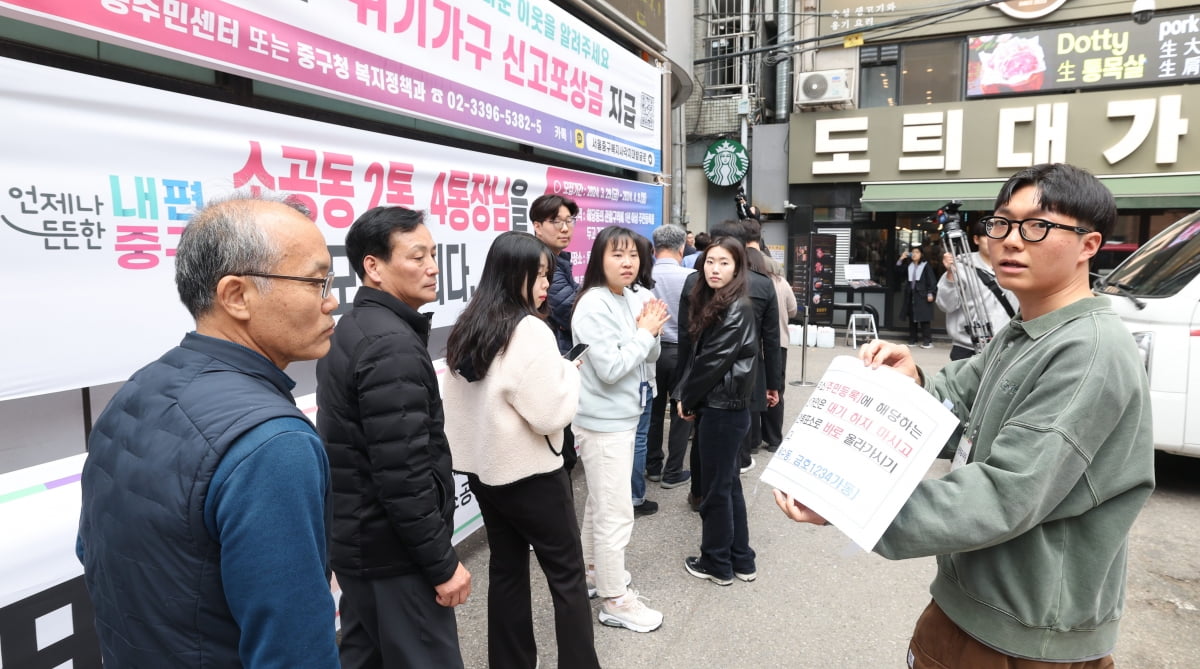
[631,232,655,291]
[687,236,749,340]
[446,231,554,381]
[573,226,640,315]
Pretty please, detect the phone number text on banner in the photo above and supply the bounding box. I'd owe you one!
[0,0,663,172]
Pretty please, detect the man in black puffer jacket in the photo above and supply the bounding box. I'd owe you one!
[317,206,470,669]
[531,192,582,474]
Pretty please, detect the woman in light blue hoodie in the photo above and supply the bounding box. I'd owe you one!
[570,226,668,634]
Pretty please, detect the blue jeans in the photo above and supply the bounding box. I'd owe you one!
[696,407,755,579]
[631,397,652,505]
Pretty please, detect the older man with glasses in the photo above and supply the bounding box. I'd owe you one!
[77,193,341,668]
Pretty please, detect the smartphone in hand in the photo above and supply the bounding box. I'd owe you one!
[564,343,589,361]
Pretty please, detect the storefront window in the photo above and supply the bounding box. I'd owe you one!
[850,228,891,287]
[860,64,898,108]
[859,44,899,109]
[899,41,963,105]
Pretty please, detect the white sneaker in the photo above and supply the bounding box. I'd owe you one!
[739,457,756,475]
[598,588,663,633]
[586,568,632,598]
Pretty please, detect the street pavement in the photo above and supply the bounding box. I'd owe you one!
[454,333,951,668]
[451,333,1200,668]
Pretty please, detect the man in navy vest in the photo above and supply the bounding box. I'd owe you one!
[77,193,341,668]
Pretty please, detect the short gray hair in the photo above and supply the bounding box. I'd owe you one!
[652,224,686,253]
[175,192,310,319]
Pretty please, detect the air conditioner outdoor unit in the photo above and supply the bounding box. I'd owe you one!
[795,69,853,105]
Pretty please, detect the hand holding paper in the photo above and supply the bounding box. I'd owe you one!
[858,339,921,382]
[762,356,958,551]
[772,489,827,525]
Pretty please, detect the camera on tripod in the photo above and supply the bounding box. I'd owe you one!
[936,200,964,229]
[734,187,751,220]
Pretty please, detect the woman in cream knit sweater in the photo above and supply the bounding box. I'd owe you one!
[444,231,599,669]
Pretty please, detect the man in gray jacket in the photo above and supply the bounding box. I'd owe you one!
[646,224,696,488]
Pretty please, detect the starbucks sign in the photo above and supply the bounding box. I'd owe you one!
[702,139,749,186]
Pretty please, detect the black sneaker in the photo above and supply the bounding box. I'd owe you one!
[633,500,659,517]
[684,556,732,586]
[646,471,663,482]
[660,470,691,489]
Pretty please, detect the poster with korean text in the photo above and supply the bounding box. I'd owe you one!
[760,356,957,551]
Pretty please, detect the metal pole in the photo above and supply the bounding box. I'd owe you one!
[791,223,816,387]
[790,309,815,387]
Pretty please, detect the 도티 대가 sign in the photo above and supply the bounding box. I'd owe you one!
[760,356,958,552]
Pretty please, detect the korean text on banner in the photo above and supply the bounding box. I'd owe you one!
[0,56,661,402]
[0,0,663,172]
[760,356,958,552]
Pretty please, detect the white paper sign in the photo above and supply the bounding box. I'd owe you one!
[844,263,871,281]
[760,356,958,551]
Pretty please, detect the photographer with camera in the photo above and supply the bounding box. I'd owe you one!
[937,219,1017,360]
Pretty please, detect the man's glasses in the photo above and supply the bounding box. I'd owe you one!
[239,271,335,299]
[979,216,1093,243]
[543,216,575,229]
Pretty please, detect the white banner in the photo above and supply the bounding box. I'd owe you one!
[0,0,663,171]
[0,56,661,401]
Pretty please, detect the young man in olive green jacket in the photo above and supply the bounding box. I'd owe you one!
[777,163,1154,668]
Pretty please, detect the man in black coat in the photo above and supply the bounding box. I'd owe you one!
[677,220,781,508]
[317,206,470,669]
[531,193,582,473]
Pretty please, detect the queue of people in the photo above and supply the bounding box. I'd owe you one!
[75,163,1153,669]
[69,189,795,667]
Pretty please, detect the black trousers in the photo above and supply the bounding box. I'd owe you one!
[646,343,692,479]
[760,347,788,449]
[738,410,763,469]
[469,470,600,669]
[689,420,703,498]
[909,320,932,346]
[696,407,755,578]
[337,571,464,669]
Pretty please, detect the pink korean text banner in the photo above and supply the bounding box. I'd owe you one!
[0,56,662,401]
[0,0,663,172]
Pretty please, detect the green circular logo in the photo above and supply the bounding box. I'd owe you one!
[702,139,749,187]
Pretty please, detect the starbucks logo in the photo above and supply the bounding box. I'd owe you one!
[702,139,749,187]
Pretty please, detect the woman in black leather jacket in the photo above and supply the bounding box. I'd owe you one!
[674,236,760,586]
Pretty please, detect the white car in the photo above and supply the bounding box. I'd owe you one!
[1095,211,1200,458]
